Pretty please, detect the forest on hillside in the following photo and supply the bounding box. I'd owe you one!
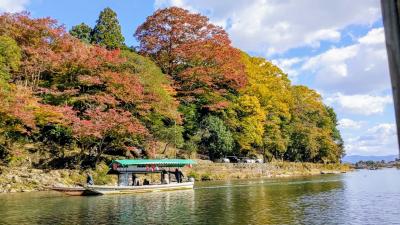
[0,7,344,168]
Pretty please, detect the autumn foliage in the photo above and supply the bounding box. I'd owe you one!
[0,8,344,168]
[136,7,246,108]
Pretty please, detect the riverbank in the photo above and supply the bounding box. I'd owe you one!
[185,161,350,181]
[0,161,351,193]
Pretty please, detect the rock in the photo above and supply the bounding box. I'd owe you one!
[11,176,21,183]
[20,174,30,178]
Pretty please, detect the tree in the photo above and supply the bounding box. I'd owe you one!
[199,116,233,160]
[0,35,21,75]
[69,23,92,43]
[135,7,246,108]
[240,53,293,160]
[135,7,228,75]
[71,108,148,167]
[91,7,125,49]
[286,86,343,163]
[228,95,265,155]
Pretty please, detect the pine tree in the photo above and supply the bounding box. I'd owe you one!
[69,23,92,43]
[91,7,125,49]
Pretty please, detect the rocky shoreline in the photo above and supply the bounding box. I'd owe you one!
[184,161,350,181]
[0,162,350,193]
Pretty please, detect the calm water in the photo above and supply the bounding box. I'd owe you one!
[0,168,399,225]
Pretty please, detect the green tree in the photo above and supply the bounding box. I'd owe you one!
[0,35,22,161]
[286,86,343,163]
[200,116,234,160]
[69,23,92,43]
[323,106,345,161]
[0,35,21,80]
[91,7,125,49]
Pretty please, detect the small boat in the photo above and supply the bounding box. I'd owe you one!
[51,186,97,196]
[320,170,341,174]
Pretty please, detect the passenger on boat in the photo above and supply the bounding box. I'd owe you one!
[87,173,94,185]
[161,170,169,184]
[132,174,138,186]
[175,169,184,183]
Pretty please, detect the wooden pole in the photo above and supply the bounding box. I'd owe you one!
[381,0,400,159]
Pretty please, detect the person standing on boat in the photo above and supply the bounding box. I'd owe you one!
[87,173,94,185]
[175,169,184,183]
[161,170,169,184]
[132,174,138,186]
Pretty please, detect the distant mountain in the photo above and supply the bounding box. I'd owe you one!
[342,155,399,163]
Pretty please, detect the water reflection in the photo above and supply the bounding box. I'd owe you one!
[0,169,399,225]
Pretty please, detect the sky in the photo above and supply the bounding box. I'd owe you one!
[0,0,398,156]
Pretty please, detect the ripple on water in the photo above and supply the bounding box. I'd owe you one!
[0,168,399,225]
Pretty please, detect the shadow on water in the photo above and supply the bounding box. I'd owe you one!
[0,169,399,225]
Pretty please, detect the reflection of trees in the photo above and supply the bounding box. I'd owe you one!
[88,190,196,224]
[193,177,344,225]
[0,177,345,225]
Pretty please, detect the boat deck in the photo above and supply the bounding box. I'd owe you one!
[86,182,194,195]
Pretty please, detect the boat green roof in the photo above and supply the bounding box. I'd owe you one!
[112,159,197,167]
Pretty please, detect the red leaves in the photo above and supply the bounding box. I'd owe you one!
[72,108,148,139]
[177,40,246,90]
[135,7,231,75]
[136,7,247,110]
[0,13,126,87]
[102,71,144,104]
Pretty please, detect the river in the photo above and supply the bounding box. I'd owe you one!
[0,168,399,225]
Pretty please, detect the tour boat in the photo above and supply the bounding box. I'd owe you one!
[52,159,196,196]
[86,181,194,195]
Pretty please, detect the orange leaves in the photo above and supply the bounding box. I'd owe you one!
[177,41,246,91]
[1,85,37,130]
[102,71,144,104]
[72,108,148,139]
[136,7,247,110]
[135,7,232,75]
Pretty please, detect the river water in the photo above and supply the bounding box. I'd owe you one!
[0,168,399,225]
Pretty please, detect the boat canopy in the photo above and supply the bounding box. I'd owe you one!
[112,159,196,168]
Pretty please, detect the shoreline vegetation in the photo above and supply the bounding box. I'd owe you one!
[1,6,347,193]
[0,161,351,193]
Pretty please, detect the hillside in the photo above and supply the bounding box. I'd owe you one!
[0,7,344,170]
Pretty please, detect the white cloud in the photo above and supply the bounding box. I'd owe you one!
[359,27,385,45]
[272,57,304,79]
[345,123,398,156]
[0,0,29,13]
[298,27,389,95]
[155,0,381,55]
[326,93,392,115]
[338,118,363,129]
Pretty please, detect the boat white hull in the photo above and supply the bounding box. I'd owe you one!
[86,182,194,195]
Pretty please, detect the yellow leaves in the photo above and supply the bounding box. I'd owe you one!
[33,105,67,127]
[230,95,265,152]
[241,53,293,122]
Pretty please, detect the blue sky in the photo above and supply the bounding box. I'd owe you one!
[0,0,398,156]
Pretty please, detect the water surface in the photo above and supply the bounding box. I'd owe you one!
[0,168,399,225]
